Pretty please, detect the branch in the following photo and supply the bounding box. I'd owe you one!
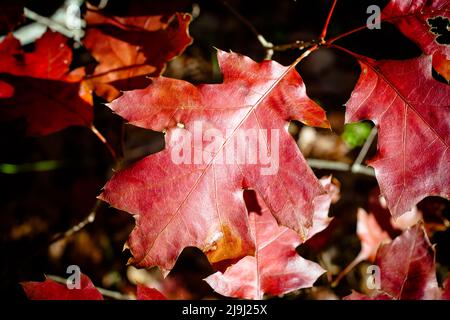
[307,158,375,176]
[352,126,377,173]
[218,0,274,58]
[216,0,327,58]
[272,40,318,52]
[46,274,134,300]
[23,4,84,42]
[306,124,377,176]
[49,199,102,244]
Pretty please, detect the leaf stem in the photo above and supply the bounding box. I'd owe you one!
[320,0,338,42]
[331,255,364,287]
[327,25,367,44]
[329,44,367,61]
[90,124,117,159]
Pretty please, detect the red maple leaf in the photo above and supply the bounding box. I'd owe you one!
[99,50,329,273]
[0,31,93,135]
[204,176,336,299]
[83,4,192,101]
[344,54,450,218]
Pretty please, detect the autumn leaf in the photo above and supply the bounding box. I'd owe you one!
[99,50,330,274]
[21,274,166,300]
[344,55,450,218]
[0,31,93,135]
[345,224,441,300]
[381,0,450,81]
[137,285,167,300]
[83,4,192,101]
[307,176,338,239]
[382,0,449,56]
[341,0,450,219]
[354,209,391,262]
[204,176,336,299]
[21,274,103,300]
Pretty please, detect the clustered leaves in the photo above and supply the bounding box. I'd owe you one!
[1,0,448,300]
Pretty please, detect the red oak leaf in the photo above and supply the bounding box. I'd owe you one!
[0,31,93,135]
[344,55,450,218]
[204,176,336,299]
[354,209,391,262]
[21,274,103,300]
[21,274,166,300]
[381,0,449,56]
[306,176,338,239]
[137,285,167,300]
[99,50,330,273]
[381,0,450,82]
[344,224,441,300]
[83,4,192,101]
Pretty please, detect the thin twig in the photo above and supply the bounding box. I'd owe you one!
[217,0,328,58]
[272,40,318,52]
[218,0,274,58]
[306,118,377,177]
[320,0,338,42]
[46,274,134,300]
[293,44,319,65]
[50,199,103,244]
[331,255,363,287]
[91,125,117,159]
[351,126,377,173]
[327,25,367,44]
[307,158,375,176]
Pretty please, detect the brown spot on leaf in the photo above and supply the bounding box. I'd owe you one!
[204,225,245,264]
